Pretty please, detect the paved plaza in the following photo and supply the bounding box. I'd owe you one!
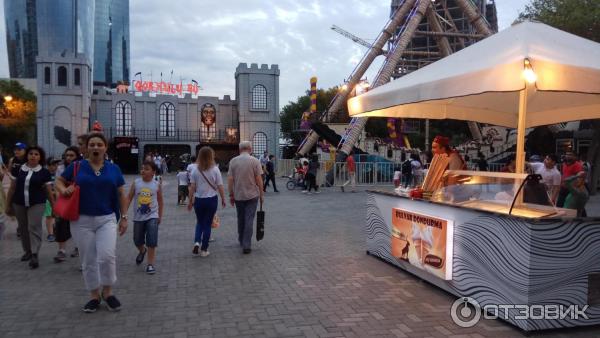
[1,174,599,338]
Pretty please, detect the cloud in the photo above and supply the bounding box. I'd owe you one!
[0,0,530,108]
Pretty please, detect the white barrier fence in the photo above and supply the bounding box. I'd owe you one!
[277,158,509,188]
[332,162,398,186]
[277,159,398,187]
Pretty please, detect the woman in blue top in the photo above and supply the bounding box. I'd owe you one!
[55,133,128,313]
[5,146,54,269]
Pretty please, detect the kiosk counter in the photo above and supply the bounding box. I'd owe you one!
[366,170,600,331]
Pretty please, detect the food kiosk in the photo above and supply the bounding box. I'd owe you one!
[348,22,600,331]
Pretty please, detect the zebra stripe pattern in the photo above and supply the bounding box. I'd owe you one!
[366,192,600,331]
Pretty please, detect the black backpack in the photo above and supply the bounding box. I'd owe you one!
[401,160,412,175]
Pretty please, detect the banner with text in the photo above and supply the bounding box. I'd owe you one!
[391,208,454,280]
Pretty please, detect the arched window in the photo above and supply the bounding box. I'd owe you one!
[57,66,67,86]
[44,67,51,84]
[159,102,175,136]
[115,101,132,136]
[74,68,81,86]
[251,85,267,110]
[252,132,268,157]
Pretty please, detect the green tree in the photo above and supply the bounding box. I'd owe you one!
[0,80,37,155]
[280,86,350,145]
[280,86,400,145]
[516,0,600,42]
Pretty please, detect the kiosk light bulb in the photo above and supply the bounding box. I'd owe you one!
[523,59,537,84]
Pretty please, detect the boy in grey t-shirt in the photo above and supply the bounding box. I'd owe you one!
[126,161,163,274]
[176,167,189,205]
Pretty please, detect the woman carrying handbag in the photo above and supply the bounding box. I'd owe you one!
[55,133,128,313]
[187,147,226,257]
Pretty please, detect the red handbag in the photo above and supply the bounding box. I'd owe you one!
[53,161,81,221]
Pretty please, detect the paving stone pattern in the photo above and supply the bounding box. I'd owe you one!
[1,175,599,337]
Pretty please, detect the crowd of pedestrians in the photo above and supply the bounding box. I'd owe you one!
[0,131,596,314]
[0,137,266,313]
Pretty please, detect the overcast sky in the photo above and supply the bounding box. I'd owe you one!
[0,0,529,108]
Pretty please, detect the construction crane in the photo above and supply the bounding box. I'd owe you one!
[330,25,375,50]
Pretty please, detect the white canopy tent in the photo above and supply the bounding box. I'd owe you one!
[348,21,600,173]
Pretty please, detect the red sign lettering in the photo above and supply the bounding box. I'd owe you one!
[133,80,200,95]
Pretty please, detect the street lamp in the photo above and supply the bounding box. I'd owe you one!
[4,95,12,102]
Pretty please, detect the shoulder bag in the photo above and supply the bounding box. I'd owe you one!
[256,200,265,241]
[53,161,80,221]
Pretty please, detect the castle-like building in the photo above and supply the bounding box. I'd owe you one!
[37,62,280,172]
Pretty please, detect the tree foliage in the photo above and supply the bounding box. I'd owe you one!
[517,0,600,42]
[0,80,37,153]
[280,86,349,144]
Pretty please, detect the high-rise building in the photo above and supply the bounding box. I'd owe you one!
[94,0,130,87]
[4,0,130,86]
[36,0,95,60]
[4,0,38,78]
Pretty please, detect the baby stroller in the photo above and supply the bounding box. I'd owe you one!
[286,166,306,190]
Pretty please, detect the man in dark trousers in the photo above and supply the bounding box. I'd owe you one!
[228,141,264,254]
[263,155,279,192]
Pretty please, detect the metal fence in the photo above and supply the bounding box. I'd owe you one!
[332,162,398,186]
[276,159,398,187]
[103,127,239,143]
[277,158,509,188]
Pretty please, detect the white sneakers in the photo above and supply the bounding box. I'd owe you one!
[193,243,210,257]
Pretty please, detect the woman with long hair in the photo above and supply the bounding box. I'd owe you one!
[53,146,81,263]
[55,133,128,313]
[187,146,226,257]
[5,146,54,269]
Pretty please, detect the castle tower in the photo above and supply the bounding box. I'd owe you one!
[235,63,280,157]
[36,53,92,157]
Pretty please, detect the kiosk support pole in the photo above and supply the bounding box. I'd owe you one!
[516,85,528,175]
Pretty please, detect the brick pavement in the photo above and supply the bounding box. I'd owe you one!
[1,174,599,337]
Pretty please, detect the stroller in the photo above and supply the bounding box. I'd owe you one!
[286,165,306,190]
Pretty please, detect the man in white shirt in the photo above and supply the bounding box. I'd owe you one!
[534,154,561,203]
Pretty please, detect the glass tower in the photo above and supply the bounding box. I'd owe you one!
[36,0,94,59]
[4,0,95,78]
[4,0,38,78]
[94,0,130,87]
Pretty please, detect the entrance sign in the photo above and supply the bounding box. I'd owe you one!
[133,80,199,95]
[391,208,454,280]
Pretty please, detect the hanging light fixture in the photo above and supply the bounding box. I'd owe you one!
[523,58,537,84]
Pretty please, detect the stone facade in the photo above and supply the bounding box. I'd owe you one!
[235,63,280,157]
[36,54,92,157]
[37,62,280,168]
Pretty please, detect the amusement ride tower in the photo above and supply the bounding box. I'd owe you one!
[297,0,498,161]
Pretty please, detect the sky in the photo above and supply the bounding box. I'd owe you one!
[0,0,529,108]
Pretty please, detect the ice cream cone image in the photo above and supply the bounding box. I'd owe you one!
[411,223,434,265]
